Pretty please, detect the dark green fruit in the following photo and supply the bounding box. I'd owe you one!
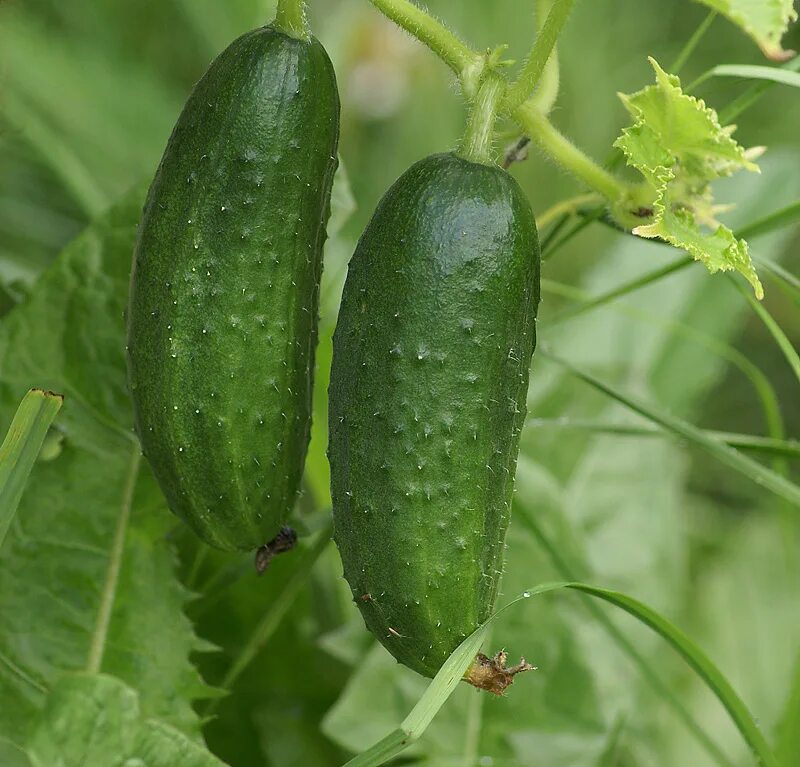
[127,26,339,552]
[329,152,540,683]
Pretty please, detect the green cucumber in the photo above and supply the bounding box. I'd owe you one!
[127,25,339,553]
[329,152,540,688]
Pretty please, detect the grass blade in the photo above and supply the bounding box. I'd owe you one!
[548,256,693,325]
[347,575,776,767]
[559,583,779,767]
[705,65,800,89]
[732,279,800,387]
[344,583,571,767]
[515,499,735,767]
[0,388,63,547]
[541,350,800,507]
[526,418,800,459]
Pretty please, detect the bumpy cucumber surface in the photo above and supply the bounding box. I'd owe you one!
[127,26,339,552]
[329,152,540,678]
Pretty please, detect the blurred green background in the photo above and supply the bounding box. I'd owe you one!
[1,1,799,765]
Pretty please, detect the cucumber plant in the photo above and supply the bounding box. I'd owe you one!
[127,20,339,561]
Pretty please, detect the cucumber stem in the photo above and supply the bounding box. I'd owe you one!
[503,0,575,113]
[367,0,482,81]
[457,73,505,165]
[514,101,629,203]
[274,0,309,40]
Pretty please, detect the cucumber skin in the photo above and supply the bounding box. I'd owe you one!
[329,153,540,677]
[127,27,339,551]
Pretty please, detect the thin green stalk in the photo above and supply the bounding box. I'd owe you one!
[549,256,693,324]
[207,524,332,712]
[274,0,309,40]
[537,192,601,229]
[733,279,800,387]
[526,418,800,459]
[543,207,604,260]
[539,212,572,252]
[542,350,800,507]
[503,0,576,112]
[756,257,800,305]
[541,274,786,457]
[367,0,481,82]
[86,447,141,673]
[739,200,800,240]
[461,627,489,767]
[514,102,629,203]
[185,544,209,591]
[717,56,800,122]
[669,10,716,74]
[528,0,562,115]
[458,73,505,164]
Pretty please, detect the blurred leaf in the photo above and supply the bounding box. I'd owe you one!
[0,188,214,751]
[27,674,225,767]
[543,350,800,506]
[661,517,800,765]
[559,583,779,767]
[705,64,800,88]
[615,58,762,298]
[696,0,797,60]
[0,388,62,546]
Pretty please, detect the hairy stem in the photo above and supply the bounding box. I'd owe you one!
[504,0,576,112]
[514,102,629,202]
[458,73,505,164]
[274,0,309,40]
[367,0,481,83]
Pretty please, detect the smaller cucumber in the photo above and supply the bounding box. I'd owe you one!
[127,25,340,555]
[329,152,540,691]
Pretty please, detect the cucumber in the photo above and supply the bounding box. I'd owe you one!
[127,26,339,553]
[329,152,540,687]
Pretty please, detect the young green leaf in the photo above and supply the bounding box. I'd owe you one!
[614,58,764,298]
[696,0,797,61]
[27,674,225,767]
[0,389,62,546]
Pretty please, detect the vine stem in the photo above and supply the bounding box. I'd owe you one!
[368,0,633,206]
[86,447,140,674]
[514,102,629,202]
[528,0,561,115]
[458,73,505,164]
[503,0,576,112]
[669,9,716,74]
[537,192,601,228]
[367,0,482,83]
[274,0,309,40]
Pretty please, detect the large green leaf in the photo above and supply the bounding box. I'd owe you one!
[27,674,225,767]
[0,188,214,753]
